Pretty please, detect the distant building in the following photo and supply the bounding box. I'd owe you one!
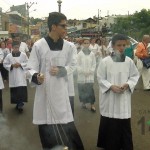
[0,7,9,38]
[6,11,28,39]
[10,4,27,18]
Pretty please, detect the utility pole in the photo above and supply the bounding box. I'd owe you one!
[98,9,101,37]
[57,0,62,13]
[26,2,37,39]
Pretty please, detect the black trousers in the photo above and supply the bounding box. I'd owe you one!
[0,90,2,112]
[1,65,8,80]
[38,122,84,150]
[97,116,133,150]
[69,96,74,117]
[10,86,28,104]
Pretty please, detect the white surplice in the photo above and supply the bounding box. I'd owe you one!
[97,56,139,119]
[19,42,29,54]
[27,38,75,125]
[0,49,4,89]
[77,50,96,83]
[3,52,28,87]
[67,42,77,96]
[89,43,99,55]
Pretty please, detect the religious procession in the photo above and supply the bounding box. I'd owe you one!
[0,1,150,150]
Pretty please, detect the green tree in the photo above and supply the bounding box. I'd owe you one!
[30,17,43,25]
[111,9,150,40]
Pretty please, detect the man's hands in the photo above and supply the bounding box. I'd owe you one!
[37,73,44,84]
[110,83,129,93]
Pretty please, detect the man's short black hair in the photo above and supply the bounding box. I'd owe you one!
[47,12,67,31]
[112,34,128,46]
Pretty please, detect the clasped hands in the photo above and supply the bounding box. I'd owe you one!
[110,84,129,93]
[12,62,21,68]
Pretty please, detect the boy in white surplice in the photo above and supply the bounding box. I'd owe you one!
[3,41,28,113]
[27,12,84,150]
[97,34,139,150]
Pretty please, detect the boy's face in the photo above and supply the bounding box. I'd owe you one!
[83,39,90,48]
[1,42,5,48]
[12,45,20,52]
[112,40,127,53]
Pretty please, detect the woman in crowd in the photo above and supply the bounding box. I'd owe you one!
[0,41,10,81]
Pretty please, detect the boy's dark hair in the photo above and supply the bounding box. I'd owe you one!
[12,41,20,47]
[112,34,128,46]
[47,12,67,31]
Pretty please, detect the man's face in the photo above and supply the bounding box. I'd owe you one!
[113,40,127,53]
[54,20,67,38]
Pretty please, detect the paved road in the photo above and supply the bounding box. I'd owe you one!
[0,77,150,150]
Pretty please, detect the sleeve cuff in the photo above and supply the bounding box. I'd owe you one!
[57,66,67,78]
[31,73,41,85]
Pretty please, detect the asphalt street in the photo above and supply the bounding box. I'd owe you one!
[0,77,150,150]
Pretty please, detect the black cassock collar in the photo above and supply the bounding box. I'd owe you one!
[12,51,21,57]
[44,36,64,51]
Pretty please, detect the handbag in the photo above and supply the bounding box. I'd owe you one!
[141,57,150,69]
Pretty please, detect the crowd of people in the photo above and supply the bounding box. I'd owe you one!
[0,11,150,150]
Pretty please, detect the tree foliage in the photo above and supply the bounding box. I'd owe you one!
[111,9,150,40]
[30,17,43,25]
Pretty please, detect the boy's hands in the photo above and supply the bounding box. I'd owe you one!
[110,83,129,93]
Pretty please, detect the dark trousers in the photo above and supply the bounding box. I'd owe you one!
[69,96,74,117]
[10,86,28,104]
[38,122,84,150]
[1,66,8,80]
[78,83,95,105]
[0,90,2,112]
[97,116,133,150]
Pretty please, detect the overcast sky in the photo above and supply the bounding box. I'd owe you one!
[1,0,150,19]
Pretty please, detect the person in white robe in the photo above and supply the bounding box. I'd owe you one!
[27,12,84,150]
[77,38,96,112]
[12,34,30,57]
[106,40,114,55]
[67,42,77,116]
[0,47,4,113]
[97,34,139,150]
[3,41,28,113]
[0,41,10,81]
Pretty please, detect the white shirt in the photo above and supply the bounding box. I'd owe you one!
[106,41,114,54]
[0,49,4,89]
[89,43,99,55]
[0,48,10,58]
[19,42,29,54]
[68,42,77,96]
[97,56,139,119]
